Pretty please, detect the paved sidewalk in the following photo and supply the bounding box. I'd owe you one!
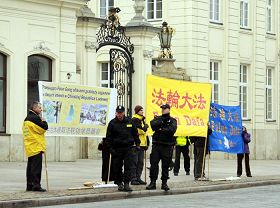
[0,159,280,207]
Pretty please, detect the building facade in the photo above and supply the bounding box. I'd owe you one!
[0,0,279,161]
[90,0,280,160]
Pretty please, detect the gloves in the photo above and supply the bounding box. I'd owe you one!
[142,146,148,151]
[136,145,141,151]
[110,148,116,156]
[143,124,149,132]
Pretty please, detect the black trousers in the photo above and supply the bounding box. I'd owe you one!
[194,146,205,179]
[149,144,173,182]
[112,147,135,184]
[131,148,145,181]
[101,146,114,182]
[237,153,251,176]
[174,145,190,174]
[26,152,43,189]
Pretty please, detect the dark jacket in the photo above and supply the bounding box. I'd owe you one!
[106,116,140,149]
[24,110,48,130]
[150,113,177,146]
[242,130,251,154]
[190,128,212,152]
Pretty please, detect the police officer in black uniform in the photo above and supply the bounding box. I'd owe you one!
[106,105,140,192]
[146,104,177,191]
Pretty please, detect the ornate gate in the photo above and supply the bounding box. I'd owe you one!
[96,7,134,116]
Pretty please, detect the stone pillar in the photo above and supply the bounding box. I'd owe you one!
[125,0,159,109]
[125,26,159,110]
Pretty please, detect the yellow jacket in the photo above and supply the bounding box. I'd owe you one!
[22,121,47,157]
[132,114,148,147]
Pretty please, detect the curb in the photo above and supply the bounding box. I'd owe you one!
[1,179,280,208]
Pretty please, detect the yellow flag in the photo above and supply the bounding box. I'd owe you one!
[146,75,211,137]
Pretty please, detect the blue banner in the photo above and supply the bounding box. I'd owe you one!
[209,103,244,154]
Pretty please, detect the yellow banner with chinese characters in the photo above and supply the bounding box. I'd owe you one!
[146,75,212,137]
[38,81,117,137]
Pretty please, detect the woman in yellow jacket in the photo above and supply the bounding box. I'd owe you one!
[131,105,149,185]
[22,101,48,192]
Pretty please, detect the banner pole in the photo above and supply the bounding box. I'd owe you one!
[44,152,49,191]
[144,150,147,183]
[207,152,210,179]
[201,137,207,179]
[107,154,112,184]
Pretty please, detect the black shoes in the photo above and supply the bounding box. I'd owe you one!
[32,187,46,192]
[186,171,190,175]
[146,181,156,190]
[138,179,147,185]
[117,183,124,191]
[123,183,133,192]
[131,180,140,185]
[161,182,170,191]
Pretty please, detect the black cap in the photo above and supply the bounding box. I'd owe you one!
[116,105,125,112]
[160,103,171,109]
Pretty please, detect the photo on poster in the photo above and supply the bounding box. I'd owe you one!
[42,100,62,124]
[80,104,107,125]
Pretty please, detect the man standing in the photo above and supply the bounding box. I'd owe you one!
[131,105,149,185]
[106,105,140,192]
[22,101,48,192]
[146,104,177,191]
[173,136,190,176]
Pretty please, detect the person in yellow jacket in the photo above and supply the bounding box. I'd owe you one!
[22,101,48,192]
[131,105,150,185]
[174,136,190,176]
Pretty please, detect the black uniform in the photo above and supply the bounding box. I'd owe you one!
[149,113,177,182]
[106,116,140,185]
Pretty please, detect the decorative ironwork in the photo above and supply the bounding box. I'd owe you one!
[110,48,133,117]
[96,7,134,55]
[96,7,134,116]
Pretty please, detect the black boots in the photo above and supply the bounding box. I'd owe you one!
[146,180,156,190]
[161,181,170,191]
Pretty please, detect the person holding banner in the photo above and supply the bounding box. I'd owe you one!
[131,105,150,185]
[191,125,212,180]
[173,136,190,176]
[22,101,48,192]
[237,124,252,177]
[146,104,177,191]
[106,105,140,192]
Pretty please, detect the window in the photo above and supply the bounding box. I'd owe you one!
[100,0,114,18]
[240,0,249,28]
[266,68,273,120]
[0,53,6,132]
[100,63,113,88]
[239,65,248,118]
[210,61,220,103]
[266,0,273,32]
[147,0,162,20]
[210,0,220,22]
[28,55,52,109]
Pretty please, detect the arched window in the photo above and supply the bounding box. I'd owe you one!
[27,55,52,109]
[0,52,6,132]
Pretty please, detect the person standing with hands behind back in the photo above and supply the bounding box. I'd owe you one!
[22,101,48,192]
[237,124,252,177]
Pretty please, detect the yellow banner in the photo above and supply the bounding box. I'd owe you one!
[38,81,117,137]
[146,75,211,137]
